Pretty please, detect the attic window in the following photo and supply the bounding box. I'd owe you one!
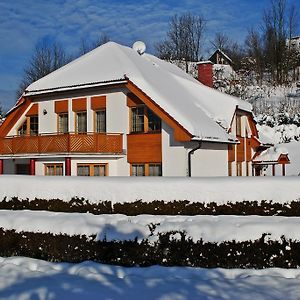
[130,105,161,133]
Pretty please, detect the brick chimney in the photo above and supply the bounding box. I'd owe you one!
[197,61,213,88]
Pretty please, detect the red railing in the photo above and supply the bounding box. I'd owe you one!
[0,133,123,155]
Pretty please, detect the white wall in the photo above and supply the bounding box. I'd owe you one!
[162,122,187,176]
[34,156,129,176]
[39,100,57,133]
[190,142,228,176]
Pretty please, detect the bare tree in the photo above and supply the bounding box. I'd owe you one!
[17,41,71,97]
[155,13,206,72]
[210,32,230,51]
[79,33,110,55]
[245,28,265,83]
[243,0,299,85]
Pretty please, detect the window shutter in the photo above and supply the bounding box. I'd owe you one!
[72,98,87,112]
[55,100,68,113]
[91,96,106,110]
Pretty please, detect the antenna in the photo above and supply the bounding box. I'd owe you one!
[132,41,146,55]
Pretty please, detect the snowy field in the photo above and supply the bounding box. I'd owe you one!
[0,256,300,300]
[0,175,300,204]
[2,210,300,243]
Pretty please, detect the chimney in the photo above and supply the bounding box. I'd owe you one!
[197,61,213,88]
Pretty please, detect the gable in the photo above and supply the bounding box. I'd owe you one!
[0,98,31,138]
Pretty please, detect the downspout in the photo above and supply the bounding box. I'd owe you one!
[188,141,202,177]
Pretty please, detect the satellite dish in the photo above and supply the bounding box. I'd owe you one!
[132,41,146,55]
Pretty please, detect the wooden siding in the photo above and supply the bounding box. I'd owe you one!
[278,154,290,164]
[72,98,87,111]
[91,96,106,110]
[26,103,38,116]
[127,93,143,107]
[0,133,123,155]
[127,133,162,163]
[236,137,245,162]
[246,138,252,161]
[0,98,31,138]
[55,100,68,113]
[228,144,235,162]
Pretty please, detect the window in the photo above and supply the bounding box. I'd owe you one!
[130,105,161,133]
[131,164,145,176]
[94,164,106,176]
[58,113,68,133]
[16,164,30,175]
[95,110,106,133]
[236,115,242,136]
[45,164,63,176]
[18,121,27,136]
[77,164,107,176]
[131,106,144,132]
[30,116,38,135]
[76,112,87,133]
[149,164,162,176]
[131,163,162,176]
[17,116,38,136]
[148,109,161,132]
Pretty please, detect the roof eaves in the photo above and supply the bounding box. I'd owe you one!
[24,78,128,97]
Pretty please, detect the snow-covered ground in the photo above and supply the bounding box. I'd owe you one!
[1,210,300,243]
[0,175,300,204]
[285,142,300,175]
[1,256,300,300]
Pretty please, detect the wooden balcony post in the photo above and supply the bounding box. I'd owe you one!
[65,157,71,176]
[272,164,275,176]
[282,164,286,176]
[29,158,35,175]
[0,159,3,175]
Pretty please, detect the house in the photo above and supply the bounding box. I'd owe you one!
[0,41,277,177]
[209,49,233,66]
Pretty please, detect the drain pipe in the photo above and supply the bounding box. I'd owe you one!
[188,141,202,177]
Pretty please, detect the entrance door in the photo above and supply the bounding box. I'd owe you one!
[16,164,30,175]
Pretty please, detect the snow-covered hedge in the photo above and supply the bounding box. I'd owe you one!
[0,227,299,268]
[3,197,300,216]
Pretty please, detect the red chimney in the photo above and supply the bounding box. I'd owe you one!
[197,61,213,87]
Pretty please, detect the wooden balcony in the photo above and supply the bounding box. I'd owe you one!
[0,132,123,155]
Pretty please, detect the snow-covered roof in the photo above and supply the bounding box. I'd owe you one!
[253,146,289,164]
[25,42,252,142]
[209,49,233,64]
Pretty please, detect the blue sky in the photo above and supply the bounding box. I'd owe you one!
[0,0,299,109]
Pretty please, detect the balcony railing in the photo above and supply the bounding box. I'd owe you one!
[0,132,123,155]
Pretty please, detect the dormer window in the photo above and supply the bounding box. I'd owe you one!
[130,105,161,133]
[131,106,145,132]
[17,115,38,136]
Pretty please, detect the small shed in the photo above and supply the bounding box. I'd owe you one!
[252,146,290,176]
